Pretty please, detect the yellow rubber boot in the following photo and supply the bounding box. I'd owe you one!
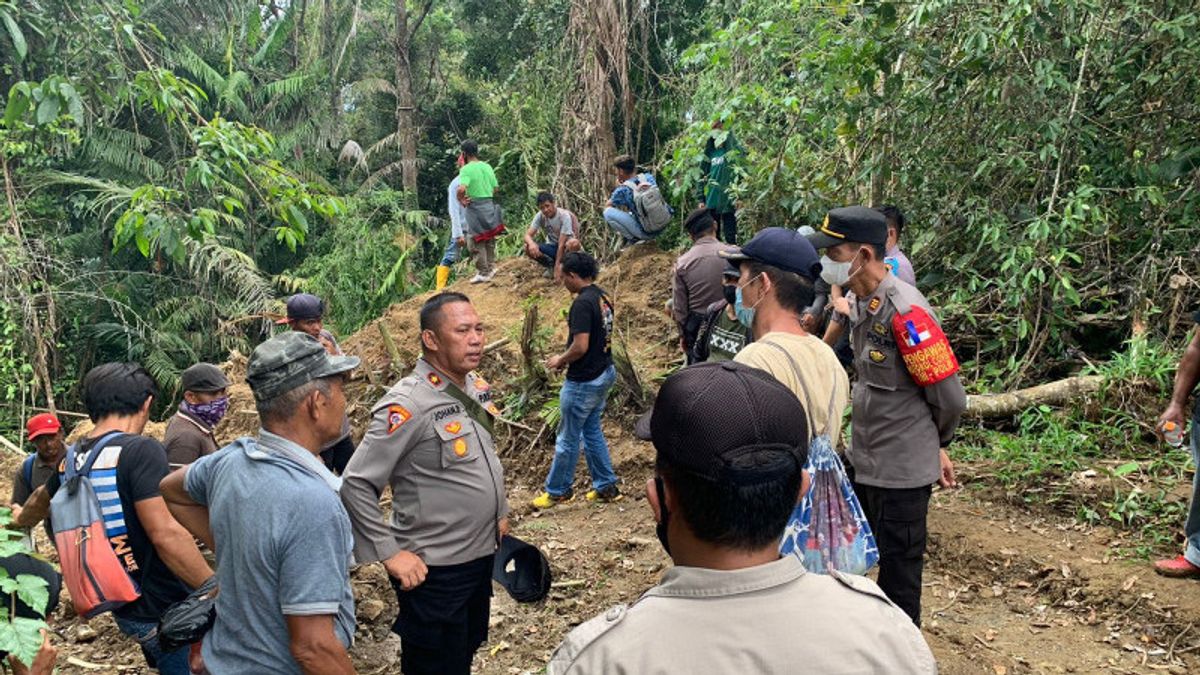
[435,265,451,290]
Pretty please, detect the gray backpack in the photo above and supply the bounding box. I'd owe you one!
[625,173,672,233]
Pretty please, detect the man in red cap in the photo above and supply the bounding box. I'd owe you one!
[10,413,66,541]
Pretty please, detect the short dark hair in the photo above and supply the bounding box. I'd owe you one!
[536,191,556,206]
[420,292,472,335]
[683,207,715,237]
[657,455,803,550]
[876,205,905,236]
[561,251,598,280]
[257,377,335,427]
[460,139,479,157]
[613,155,636,173]
[745,262,815,315]
[81,363,158,422]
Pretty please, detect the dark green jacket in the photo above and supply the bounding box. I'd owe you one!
[697,132,740,213]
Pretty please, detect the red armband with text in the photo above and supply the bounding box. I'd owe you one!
[892,306,959,386]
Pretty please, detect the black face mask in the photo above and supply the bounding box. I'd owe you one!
[654,477,671,556]
[722,285,737,307]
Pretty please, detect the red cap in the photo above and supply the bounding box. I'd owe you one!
[26,413,62,441]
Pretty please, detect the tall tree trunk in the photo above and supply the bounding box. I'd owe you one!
[395,0,420,200]
[554,0,630,256]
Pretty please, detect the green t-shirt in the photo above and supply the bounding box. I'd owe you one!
[459,161,498,200]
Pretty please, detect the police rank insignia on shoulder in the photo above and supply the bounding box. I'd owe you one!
[868,349,887,363]
[867,297,882,314]
[387,405,412,434]
[427,372,442,386]
[444,421,462,435]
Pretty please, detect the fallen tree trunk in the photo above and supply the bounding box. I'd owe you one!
[965,375,1104,418]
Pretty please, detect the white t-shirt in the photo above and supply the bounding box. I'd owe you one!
[529,207,577,244]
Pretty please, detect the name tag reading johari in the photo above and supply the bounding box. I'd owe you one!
[892,305,959,386]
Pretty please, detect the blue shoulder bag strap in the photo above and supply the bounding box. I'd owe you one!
[21,455,35,492]
[62,431,125,495]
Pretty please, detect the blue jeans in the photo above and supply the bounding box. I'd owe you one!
[1184,406,1200,566]
[114,616,190,674]
[440,237,460,266]
[534,242,558,267]
[544,365,619,496]
[603,207,654,242]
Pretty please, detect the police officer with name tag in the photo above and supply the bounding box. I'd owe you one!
[809,206,968,625]
[340,292,510,675]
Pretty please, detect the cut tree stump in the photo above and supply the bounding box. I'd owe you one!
[964,375,1104,418]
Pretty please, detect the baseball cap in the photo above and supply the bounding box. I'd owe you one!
[492,535,552,603]
[246,332,359,402]
[722,261,740,279]
[275,293,325,325]
[649,361,810,481]
[683,207,715,236]
[805,206,888,250]
[181,363,230,393]
[718,227,822,281]
[26,413,61,441]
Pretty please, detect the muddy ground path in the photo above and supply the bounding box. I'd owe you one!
[16,246,1200,673]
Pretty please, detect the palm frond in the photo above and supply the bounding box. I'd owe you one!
[28,170,136,224]
[170,45,227,96]
[338,139,368,173]
[78,127,165,182]
[183,238,276,314]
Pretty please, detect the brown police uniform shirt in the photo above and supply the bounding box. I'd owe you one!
[671,235,736,328]
[548,556,936,674]
[846,274,967,489]
[163,408,219,468]
[339,359,509,567]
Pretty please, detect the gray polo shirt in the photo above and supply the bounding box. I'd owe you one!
[186,430,356,674]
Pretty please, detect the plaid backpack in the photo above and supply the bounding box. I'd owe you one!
[50,431,142,618]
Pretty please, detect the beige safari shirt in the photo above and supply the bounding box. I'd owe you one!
[846,274,967,489]
[339,359,509,567]
[548,556,936,674]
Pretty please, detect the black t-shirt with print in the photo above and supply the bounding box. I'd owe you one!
[45,433,189,622]
[566,284,615,382]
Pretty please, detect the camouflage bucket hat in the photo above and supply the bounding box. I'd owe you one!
[247,332,359,402]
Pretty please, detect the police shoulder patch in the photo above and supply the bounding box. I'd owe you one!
[867,296,883,314]
[386,405,412,434]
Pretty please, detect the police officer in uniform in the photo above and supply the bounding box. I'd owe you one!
[340,292,509,675]
[809,206,968,625]
[549,362,936,674]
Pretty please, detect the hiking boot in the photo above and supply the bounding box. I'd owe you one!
[542,269,553,279]
[469,273,488,284]
[531,491,572,510]
[586,486,623,503]
[1154,555,1200,578]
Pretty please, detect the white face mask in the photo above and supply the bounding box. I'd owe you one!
[820,256,851,286]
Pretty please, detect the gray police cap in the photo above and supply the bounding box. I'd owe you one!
[246,332,359,402]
